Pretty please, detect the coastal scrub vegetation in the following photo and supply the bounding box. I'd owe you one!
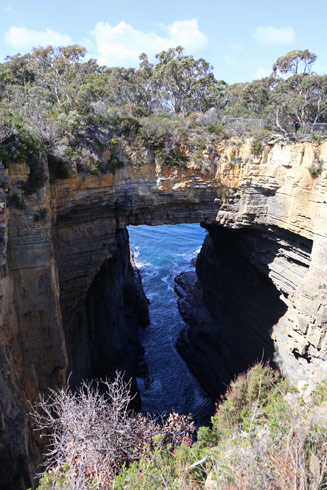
[30,364,327,489]
[1,46,327,188]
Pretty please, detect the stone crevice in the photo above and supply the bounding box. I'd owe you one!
[0,137,327,488]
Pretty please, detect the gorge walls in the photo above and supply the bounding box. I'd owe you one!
[177,225,311,399]
[0,135,327,487]
[213,137,327,388]
[0,150,220,488]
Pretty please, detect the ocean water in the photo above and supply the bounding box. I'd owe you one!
[128,223,213,425]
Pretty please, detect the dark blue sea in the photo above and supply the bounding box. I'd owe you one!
[128,223,212,424]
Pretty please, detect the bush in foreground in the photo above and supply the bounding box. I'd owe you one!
[31,365,327,489]
[201,365,327,489]
[30,372,194,489]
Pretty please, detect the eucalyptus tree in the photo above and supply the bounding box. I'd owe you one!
[154,46,218,115]
[270,50,327,125]
[30,45,98,111]
[223,78,274,118]
[2,53,35,99]
[270,73,327,124]
[273,49,317,76]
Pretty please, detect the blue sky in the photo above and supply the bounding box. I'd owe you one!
[1,0,326,83]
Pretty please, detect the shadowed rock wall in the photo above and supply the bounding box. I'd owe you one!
[0,136,327,487]
[67,228,149,406]
[177,225,312,398]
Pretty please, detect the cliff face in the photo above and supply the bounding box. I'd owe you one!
[0,136,327,488]
[0,149,219,489]
[66,227,149,402]
[214,137,327,387]
[0,160,66,489]
[178,136,327,397]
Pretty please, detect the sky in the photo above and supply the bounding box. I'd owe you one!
[0,0,327,84]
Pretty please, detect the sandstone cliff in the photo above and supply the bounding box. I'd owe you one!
[0,135,326,488]
[216,136,327,388]
[177,136,327,398]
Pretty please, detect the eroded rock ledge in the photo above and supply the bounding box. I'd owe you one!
[0,135,327,488]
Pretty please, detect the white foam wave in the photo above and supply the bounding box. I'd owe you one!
[134,259,152,268]
[161,276,175,291]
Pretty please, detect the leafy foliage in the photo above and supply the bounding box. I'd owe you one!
[30,365,327,490]
[0,124,42,168]
[47,153,70,183]
[251,129,271,156]
[273,50,317,76]
[1,44,327,190]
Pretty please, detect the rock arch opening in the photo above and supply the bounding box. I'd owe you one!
[61,219,313,423]
[128,223,212,424]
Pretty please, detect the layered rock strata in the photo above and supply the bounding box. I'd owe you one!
[0,160,66,489]
[0,151,219,489]
[0,136,326,487]
[67,228,149,405]
[214,137,327,387]
[177,225,312,398]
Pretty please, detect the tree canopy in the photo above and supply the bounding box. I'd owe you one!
[0,44,326,174]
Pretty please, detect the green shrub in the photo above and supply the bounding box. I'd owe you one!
[114,448,179,490]
[7,192,25,209]
[0,125,43,168]
[132,106,147,118]
[170,147,188,165]
[22,157,46,195]
[31,364,327,490]
[252,138,263,155]
[311,132,326,144]
[28,466,70,490]
[0,123,46,194]
[107,157,120,174]
[251,129,271,156]
[199,367,327,490]
[199,364,290,447]
[208,123,225,135]
[109,114,140,138]
[139,122,168,150]
[311,380,327,404]
[34,208,47,221]
[114,443,207,490]
[308,163,323,177]
[31,373,195,489]
[56,110,86,138]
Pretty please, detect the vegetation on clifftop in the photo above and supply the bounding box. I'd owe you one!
[30,364,327,489]
[1,46,327,190]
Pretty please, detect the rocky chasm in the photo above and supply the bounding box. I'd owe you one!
[0,135,327,488]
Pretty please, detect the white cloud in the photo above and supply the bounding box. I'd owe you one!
[253,26,295,46]
[4,26,72,51]
[4,19,207,66]
[90,18,207,66]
